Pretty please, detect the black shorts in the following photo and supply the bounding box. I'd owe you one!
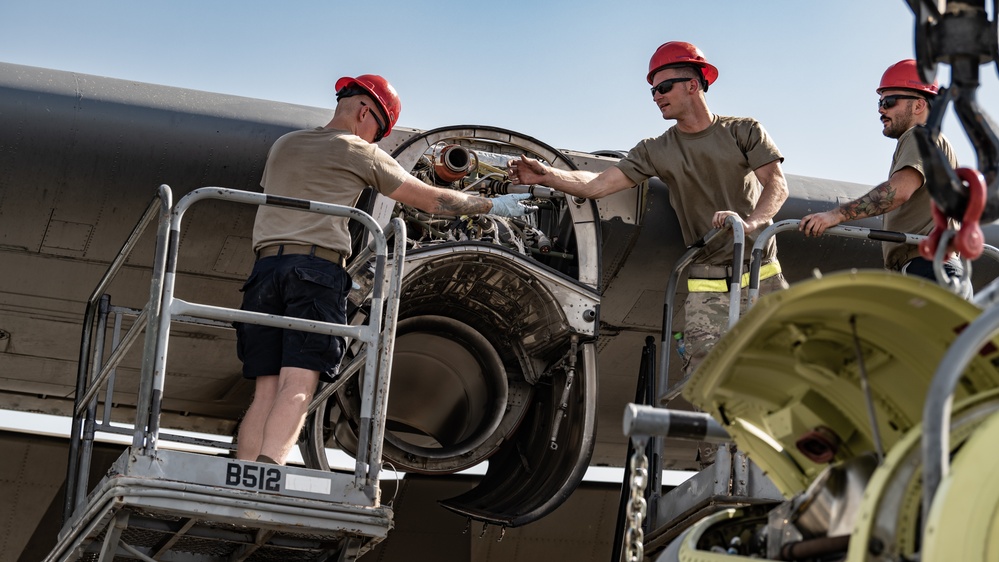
[900,256,963,281]
[235,254,351,382]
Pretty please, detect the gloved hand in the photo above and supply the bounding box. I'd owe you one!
[489,193,537,217]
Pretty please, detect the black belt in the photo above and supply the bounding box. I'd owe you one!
[257,244,346,267]
[688,259,773,280]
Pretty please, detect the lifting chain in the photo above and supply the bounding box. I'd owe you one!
[624,440,649,562]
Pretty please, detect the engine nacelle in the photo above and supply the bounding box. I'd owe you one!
[303,126,603,527]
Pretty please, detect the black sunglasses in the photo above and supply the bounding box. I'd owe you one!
[650,77,692,96]
[878,94,922,110]
[360,101,387,141]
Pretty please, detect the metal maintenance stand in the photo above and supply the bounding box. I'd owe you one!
[45,186,406,562]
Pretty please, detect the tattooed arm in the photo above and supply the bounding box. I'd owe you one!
[390,176,496,215]
[799,166,924,237]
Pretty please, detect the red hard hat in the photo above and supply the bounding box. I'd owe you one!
[647,41,719,86]
[877,59,939,95]
[335,74,402,137]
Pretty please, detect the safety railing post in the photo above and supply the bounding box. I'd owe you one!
[656,216,743,406]
[64,185,172,523]
[131,185,173,452]
[646,216,744,551]
[74,294,111,512]
[364,217,407,489]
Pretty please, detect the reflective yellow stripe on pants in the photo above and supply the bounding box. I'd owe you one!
[687,261,782,292]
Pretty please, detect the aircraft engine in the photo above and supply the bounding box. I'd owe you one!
[302,126,603,528]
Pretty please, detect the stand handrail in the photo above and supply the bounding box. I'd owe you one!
[150,187,405,494]
[656,216,744,405]
[747,219,999,306]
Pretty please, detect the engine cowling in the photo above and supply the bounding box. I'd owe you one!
[303,126,602,527]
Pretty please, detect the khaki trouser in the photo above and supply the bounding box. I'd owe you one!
[681,272,788,467]
[681,272,788,377]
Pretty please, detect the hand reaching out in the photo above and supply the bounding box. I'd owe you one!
[490,193,537,217]
[507,155,549,186]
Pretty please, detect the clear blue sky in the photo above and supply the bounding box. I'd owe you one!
[2,1,998,186]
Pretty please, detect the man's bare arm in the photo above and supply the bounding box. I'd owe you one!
[800,166,924,236]
[390,177,495,215]
[746,160,789,231]
[714,160,789,230]
[508,155,635,199]
[841,166,923,220]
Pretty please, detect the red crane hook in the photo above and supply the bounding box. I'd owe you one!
[919,167,986,261]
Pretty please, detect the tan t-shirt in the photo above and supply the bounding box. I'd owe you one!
[252,128,409,258]
[882,127,958,270]
[615,115,784,266]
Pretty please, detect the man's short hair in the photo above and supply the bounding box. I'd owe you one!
[336,84,369,101]
[661,64,709,92]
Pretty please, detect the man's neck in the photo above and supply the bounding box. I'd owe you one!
[675,110,714,134]
[325,115,348,131]
[324,115,369,140]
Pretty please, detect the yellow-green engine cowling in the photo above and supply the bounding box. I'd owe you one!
[661,271,999,561]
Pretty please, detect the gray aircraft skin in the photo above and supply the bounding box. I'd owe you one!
[2,62,997,560]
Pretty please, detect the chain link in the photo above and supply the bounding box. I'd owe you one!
[624,443,649,562]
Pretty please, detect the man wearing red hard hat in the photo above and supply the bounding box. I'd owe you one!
[800,59,961,282]
[235,74,535,465]
[509,41,789,397]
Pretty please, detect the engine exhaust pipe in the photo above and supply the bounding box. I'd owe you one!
[433,144,474,183]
